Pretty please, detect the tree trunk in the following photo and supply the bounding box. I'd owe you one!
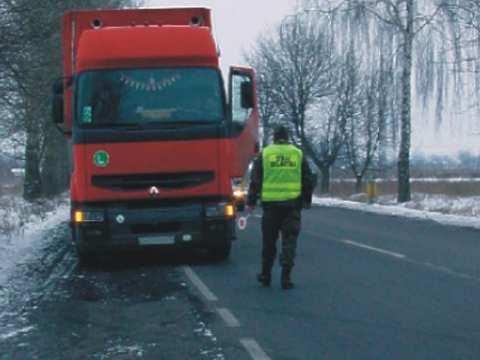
[41,123,70,197]
[355,175,363,194]
[319,165,330,194]
[262,127,269,147]
[23,108,43,201]
[262,116,271,146]
[397,0,413,203]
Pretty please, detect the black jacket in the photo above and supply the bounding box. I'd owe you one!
[247,143,316,209]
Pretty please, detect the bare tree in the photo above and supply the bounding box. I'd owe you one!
[253,13,338,147]
[441,1,480,36]
[344,62,383,193]
[246,12,343,191]
[303,87,348,193]
[318,0,442,202]
[359,0,413,202]
[0,0,140,200]
[244,40,282,146]
[439,1,480,101]
[247,8,394,193]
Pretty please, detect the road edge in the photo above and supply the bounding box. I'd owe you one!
[312,196,480,231]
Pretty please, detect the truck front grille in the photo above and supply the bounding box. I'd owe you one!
[91,171,214,191]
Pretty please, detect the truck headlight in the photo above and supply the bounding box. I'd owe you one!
[73,210,105,223]
[231,177,246,201]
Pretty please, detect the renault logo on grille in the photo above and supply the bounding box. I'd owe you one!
[149,186,160,198]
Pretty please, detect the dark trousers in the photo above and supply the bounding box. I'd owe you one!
[261,206,301,270]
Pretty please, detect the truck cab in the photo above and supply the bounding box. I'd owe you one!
[52,8,259,263]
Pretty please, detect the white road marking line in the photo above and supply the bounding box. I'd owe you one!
[216,308,240,327]
[183,266,218,302]
[305,231,478,281]
[416,261,475,280]
[240,338,271,360]
[342,239,406,259]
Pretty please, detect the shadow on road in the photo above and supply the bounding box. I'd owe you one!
[79,247,227,272]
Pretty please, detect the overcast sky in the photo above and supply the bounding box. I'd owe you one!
[146,0,296,74]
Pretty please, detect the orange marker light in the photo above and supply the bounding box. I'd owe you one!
[74,210,84,223]
[224,204,235,218]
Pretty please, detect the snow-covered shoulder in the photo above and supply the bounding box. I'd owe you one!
[0,194,69,286]
[313,195,480,230]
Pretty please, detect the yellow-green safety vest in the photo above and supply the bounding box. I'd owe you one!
[261,144,303,202]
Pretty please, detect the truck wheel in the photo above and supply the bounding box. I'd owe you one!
[208,238,232,261]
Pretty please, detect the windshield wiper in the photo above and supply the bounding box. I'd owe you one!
[85,123,144,130]
[82,121,217,130]
[144,120,217,128]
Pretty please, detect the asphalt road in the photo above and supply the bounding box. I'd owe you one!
[2,205,480,359]
[188,206,480,360]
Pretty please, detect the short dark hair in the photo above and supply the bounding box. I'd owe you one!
[273,125,289,142]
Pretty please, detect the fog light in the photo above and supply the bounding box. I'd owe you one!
[182,234,192,242]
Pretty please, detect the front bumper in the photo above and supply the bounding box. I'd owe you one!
[71,202,235,253]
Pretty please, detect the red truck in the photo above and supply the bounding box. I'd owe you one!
[51,8,259,263]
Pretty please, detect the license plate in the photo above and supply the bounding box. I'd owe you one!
[138,235,175,245]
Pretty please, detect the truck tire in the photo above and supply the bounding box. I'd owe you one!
[72,228,95,266]
[208,238,232,261]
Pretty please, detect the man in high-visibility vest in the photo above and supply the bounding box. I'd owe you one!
[246,125,316,289]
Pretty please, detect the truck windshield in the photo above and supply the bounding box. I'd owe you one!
[76,68,224,127]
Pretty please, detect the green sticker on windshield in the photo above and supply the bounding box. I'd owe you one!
[82,106,92,123]
[93,150,109,167]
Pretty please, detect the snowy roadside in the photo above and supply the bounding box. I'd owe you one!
[331,177,480,183]
[313,194,480,230]
[0,194,70,286]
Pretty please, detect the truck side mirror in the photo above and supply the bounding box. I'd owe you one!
[51,78,64,124]
[240,81,254,109]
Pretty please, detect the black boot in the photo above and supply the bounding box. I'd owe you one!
[281,267,294,289]
[257,264,272,287]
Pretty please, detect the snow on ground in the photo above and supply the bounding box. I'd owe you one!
[376,193,480,217]
[0,133,25,160]
[331,177,480,183]
[0,194,69,286]
[0,132,25,157]
[313,193,480,230]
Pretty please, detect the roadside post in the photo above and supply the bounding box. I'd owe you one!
[366,176,378,204]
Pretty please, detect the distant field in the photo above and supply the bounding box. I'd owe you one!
[0,183,23,197]
[321,178,480,217]
[329,178,480,198]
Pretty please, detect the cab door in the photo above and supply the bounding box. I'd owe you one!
[228,66,259,178]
